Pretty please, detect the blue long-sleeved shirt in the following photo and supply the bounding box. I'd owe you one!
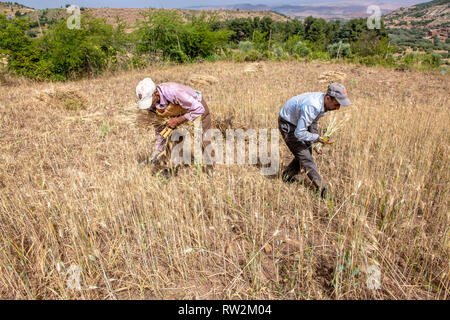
[279,92,327,142]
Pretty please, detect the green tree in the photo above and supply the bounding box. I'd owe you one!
[258,16,273,36]
[221,18,253,43]
[0,15,51,79]
[304,17,327,50]
[252,30,269,52]
[136,11,232,62]
[40,17,121,79]
[2,15,126,80]
[351,21,390,57]
[136,10,184,59]
[0,14,31,52]
[180,14,232,60]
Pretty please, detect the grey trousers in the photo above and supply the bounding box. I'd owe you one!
[278,116,325,189]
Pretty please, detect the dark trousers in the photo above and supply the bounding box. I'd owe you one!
[200,98,214,167]
[174,98,213,164]
[278,116,325,189]
[200,98,212,147]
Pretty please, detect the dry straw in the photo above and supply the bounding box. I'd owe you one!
[0,61,448,299]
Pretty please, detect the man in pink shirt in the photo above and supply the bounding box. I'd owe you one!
[136,78,212,162]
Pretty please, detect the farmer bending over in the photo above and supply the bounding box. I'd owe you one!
[136,78,212,163]
[278,82,351,199]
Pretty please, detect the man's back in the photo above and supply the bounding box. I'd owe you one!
[279,92,325,126]
[279,92,326,142]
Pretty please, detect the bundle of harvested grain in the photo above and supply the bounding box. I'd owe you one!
[244,62,263,73]
[156,103,187,117]
[136,103,187,129]
[212,114,234,135]
[318,71,346,84]
[188,74,219,87]
[135,102,200,145]
[37,89,87,112]
[314,114,350,153]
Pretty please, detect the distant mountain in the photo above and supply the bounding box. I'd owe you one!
[187,1,422,20]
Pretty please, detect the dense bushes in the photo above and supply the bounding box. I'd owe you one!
[1,14,127,80]
[388,27,450,52]
[136,11,232,63]
[0,11,446,81]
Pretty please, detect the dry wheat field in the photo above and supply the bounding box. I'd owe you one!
[0,61,448,299]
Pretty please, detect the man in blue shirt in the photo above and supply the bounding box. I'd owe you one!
[278,82,351,199]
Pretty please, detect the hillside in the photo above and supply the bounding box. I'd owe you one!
[0,2,289,29]
[0,4,289,35]
[0,60,448,299]
[83,8,289,26]
[385,0,450,39]
[189,1,421,20]
[0,1,33,16]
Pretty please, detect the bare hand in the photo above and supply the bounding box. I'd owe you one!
[167,116,185,129]
[318,136,333,145]
[314,144,323,155]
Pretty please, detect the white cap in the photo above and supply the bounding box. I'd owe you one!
[136,78,156,110]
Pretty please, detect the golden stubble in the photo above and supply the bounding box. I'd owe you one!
[0,61,448,299]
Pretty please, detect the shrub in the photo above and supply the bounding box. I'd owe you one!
[293,42,310,57]
[328,42,351,58]
[2,15,126,80]
[270,44,285,58]
[26,30,37,38]
[135,10,184,59]
[359,55,377,66]
[238,40,254,53]
[403,52,420,66]
[284,35,300,53]
[380,53,397,67]
[128,55,148,69]
[0,14,31,52]
[244,49,264,61]
[421,53,442,68]
[309,50,330,60]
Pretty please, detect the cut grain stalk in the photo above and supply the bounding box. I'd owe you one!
[314,114,349,153]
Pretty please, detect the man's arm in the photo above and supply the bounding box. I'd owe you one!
[294,105,320,142]
[309,118,319,135]
[166,89,205,128]
[173,91,205,122]
[167,114,187,129]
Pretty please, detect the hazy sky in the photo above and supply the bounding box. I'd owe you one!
[12,0,426,9]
